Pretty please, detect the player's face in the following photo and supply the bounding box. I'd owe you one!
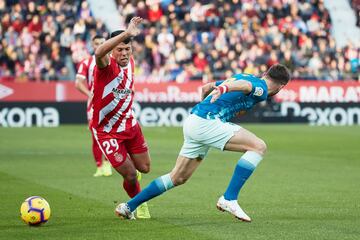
[92,38,105,52]
[112,42,132,67]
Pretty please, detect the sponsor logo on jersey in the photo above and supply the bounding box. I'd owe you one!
[254,87,264,96]
[112,88,132,99]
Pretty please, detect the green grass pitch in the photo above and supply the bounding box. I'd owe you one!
[0,125,359,240]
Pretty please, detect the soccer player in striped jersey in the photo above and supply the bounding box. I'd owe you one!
[92,17,150,219]
[116,64,291,221]
[75,35,112,177]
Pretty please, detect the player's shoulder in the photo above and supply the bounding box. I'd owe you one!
[233,73,266,87]
[250,78,268,99]
[232,73,261,82]
[95,55,116,72]
[231,73,268,98]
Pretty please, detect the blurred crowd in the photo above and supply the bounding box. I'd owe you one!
[0,0,359,83]
[125,0,360,82]
[0,0,107,82]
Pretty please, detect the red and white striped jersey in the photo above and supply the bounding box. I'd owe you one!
[76,55,96,91]
[91,56,137,134]
[76,55,96,115]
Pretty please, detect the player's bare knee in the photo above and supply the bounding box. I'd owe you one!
[173,177,187,186]
[254,139,267,156]
[138,163,150,173]
[170,173,188,186]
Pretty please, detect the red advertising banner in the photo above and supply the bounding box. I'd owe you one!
[0,82,203,102]
[274,81,360,103]
[0,82,87,102]
[1,81,359,103]
[134,82,202,102]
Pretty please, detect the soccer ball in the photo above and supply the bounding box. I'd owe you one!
[20,196,51,226]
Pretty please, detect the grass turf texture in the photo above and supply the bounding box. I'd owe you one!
[0,125,359,240]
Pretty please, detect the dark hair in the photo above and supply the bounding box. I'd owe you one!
[110,30,132,44]
[265,64,291,85]
[92,35,105,41]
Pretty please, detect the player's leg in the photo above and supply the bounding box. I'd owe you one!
[116,115,208,219]
[122,124,152,218]
[119,151,151,217]
[126,123,151,174]
[170,155,202,186]
[116,155,202,219]
[126,152,152,219]
[93,133,141,198]
[111,156,140,220]
[107,150,153,219]
[124,117,208,213]
[216,127,266,222]
[129,151,151,173]
[127,155,202,211]
[222,128,266,201]
[111,151,151,219]
[224,128,267,154]
[113,156,140,198]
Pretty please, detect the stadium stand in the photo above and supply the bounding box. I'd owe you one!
[0,0,359,82]
[0,0,107,81]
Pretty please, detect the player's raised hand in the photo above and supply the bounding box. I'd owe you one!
[210,85,228,103]
[126,17,143,37]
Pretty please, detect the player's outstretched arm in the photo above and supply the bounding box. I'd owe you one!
[95,17,143,68]
[210,80,252,103]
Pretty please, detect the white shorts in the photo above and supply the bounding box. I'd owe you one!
[179,114,241,159]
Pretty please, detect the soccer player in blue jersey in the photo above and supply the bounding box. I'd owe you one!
[116,64,291,221]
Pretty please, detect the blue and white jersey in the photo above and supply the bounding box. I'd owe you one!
[191,73,268,122]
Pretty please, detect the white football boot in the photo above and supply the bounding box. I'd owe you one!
[115,203,135,220]
[216,196,252,222]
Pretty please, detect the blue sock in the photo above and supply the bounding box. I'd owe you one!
[127,173,174,212]
[224,151,263,201]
